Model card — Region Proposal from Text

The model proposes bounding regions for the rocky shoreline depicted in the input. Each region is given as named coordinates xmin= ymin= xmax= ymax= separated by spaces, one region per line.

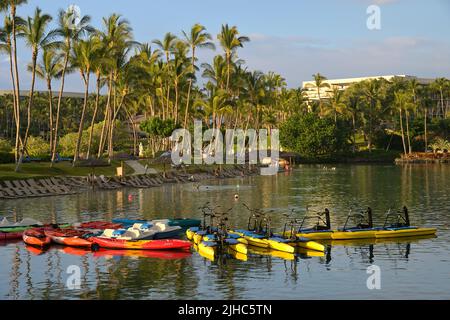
xmin=0 ymin=165 xmax=260 ymax=200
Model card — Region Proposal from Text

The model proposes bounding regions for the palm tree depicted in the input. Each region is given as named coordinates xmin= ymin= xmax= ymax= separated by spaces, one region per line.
xmin=217 ymin=24 xmax=249 ymax=92
xmin=96 ymin=14 xmax=134 ymax=160
xmin=0 ymin=16 xmax=19 ymax=157
xmin=394 ymin=91 xmax=414 ymax=156
xmin=86 ymin=36 xmax=106 ymax=159
xmin=71 ymin=37 xmax=100 ymax=166
xmin=311 ymin=73 xmax=330 ymax=116
xmin=17 ymin=7 xmax=55 ymax=171
xmin=51 ymin=8 xmax=92 ymax=166
xmin=431 ymin=78 xmax=449 ymax=117
xmin=182 ymin=23 xmax=215 ymax=129
xmin=328 ymin=87 xmax=346 ymax=123
xmin=361 ymin=78 xmax=386 ymax=151
xmin=0 ymin=0 xmax=28 ymax=163
xmin=153 ymin=32 xmax=177 ymax=117
xmin=31 ymin=48 xmax=63 ymax=153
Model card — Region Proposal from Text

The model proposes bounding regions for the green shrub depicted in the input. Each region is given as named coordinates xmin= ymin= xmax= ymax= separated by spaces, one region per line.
xmin=59 ymin=121 xmax=129 ymax=157
xmin=280 ymin=114 xmax=351 ymax=159
xmin=0 ymin=139 xmax=12 ymax=153
xmin=26 ymin=136 xmax=50 ymax=158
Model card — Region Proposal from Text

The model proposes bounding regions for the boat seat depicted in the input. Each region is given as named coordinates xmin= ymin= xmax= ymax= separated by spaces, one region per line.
xmin=133 ymin=223 xmax=153 ymax=230
xmin=155 ymin=222 xmax=167 ymax=231
xmin=124 ymin=229 xmax=140 ymax=238
xmin=102 ymin=229 xmax=116 ymax=238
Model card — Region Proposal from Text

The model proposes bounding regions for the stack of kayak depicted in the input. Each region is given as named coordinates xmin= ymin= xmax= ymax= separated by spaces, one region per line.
xmin=286 ymin=206 xmax=437 ymax=242
xmin=0 ymin=214 xmax=199 ymax=255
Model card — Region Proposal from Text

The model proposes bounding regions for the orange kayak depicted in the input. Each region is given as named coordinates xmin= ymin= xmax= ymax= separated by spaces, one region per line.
xmin=23 ymin=228 xmax=51 ymax=248
xmin=44 ymin=229 xmax=93 ymax=248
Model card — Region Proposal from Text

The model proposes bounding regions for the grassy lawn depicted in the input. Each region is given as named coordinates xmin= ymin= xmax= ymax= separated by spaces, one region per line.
xmin=0 ymin=161 xmax=134 ymax=181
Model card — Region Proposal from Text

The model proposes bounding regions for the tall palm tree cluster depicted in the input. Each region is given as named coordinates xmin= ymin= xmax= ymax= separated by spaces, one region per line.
xmin=0 ymin=2 xmax=297 ymax=170
xmin=0 ymin=2 xmax=449 ymax=170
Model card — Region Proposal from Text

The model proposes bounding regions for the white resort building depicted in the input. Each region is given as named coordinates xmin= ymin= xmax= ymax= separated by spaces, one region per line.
xmin=302 ymin=75 xmax=435 ymax=101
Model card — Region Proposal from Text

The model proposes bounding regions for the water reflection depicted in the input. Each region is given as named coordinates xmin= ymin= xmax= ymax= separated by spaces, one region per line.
xmin=0 ymin=165 xmax=449 ymax=299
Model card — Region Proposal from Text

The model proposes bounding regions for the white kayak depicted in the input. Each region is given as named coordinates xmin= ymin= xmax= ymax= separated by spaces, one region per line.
xmin=100 ymin=222 xmax=182 ymax=240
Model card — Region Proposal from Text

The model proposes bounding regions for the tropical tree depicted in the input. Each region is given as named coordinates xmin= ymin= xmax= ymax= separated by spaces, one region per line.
xmin=71 ymin=37 xmax=101 ymax=165
xmin=217 ymin=24 xmax=249 ymax=92
xmin=431 ymin=78 xmax=449 ymax=117
xmin=152 ymin=32 xmax=177 ymax=117
xmin=182 ymin=23 xmax=215 ymax=129
xmin=0 ymin=0 xmax=28 ymax=163
xmin=86 ymin=35 xmax=106 ymax=159
xmin=51 ymin=8 xmax=92 ymax=166
xmin=311 ymin=73 xmax=330 ymax=116
xmin=17 ymin=7 xmax=55 ymax=170
xmin=31 ymin=48 xmax=62 ymax=153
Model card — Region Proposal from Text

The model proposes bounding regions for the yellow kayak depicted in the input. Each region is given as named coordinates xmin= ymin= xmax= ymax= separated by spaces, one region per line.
xmin=193 ymin=233 xmax=204 ymax=244
xmin=331 ymin=230 xmax=378 ymax=240
xmin=375 ymin=227 xmax=436 ymax=239
xmin=294 ymin=239 xmax=325 ymax=252
xmin=266 ymin=239 xmax=295 ymax=253
xmin=244 ymin=236 xmax=270 ymax=248
xmin=203 ymin=235 xmax=248 ymax=245
xmin=293 ymin=231 xmax=334 ymax=240
xmin=186 ymin=229 xmax=196 ymax=240
xmin=226 ymin=247 xmax=248 ymax=261
xmin=198 ymin=241 xmax=215 ymax=257
xmin=247 ymin=245 xmax=295 ymax=260
xmin=228 ymin=243 xmax=248 ymax=255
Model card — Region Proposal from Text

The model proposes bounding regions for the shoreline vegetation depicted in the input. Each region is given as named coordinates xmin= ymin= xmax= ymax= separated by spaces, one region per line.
xmin=0 ymin=2 xmax=449 ymax=179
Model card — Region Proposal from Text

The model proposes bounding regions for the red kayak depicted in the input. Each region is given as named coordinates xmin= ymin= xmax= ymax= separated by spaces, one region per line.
xmin=93 ymin=249 xmax=192 ymax=260
xmin=23 ymin=228 xmax=51 ymax=248
xmin=90 ymin=237 xmax=192 ymax=251
xmin=44 ymin=228 xmax=93 ymax=248
xmin=75 ymin=221 xmax=123 ymax=230
xmin=1 ymin=231 xmax=23 ymax=241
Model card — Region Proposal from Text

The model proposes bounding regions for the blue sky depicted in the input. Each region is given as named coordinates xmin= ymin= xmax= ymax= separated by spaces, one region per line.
xmin=1 ymin=0 xmax=449 ymax=91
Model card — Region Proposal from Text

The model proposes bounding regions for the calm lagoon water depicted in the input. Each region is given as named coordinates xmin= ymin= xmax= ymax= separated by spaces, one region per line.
xmin=0 ymin=164 xmax=449 ymax=299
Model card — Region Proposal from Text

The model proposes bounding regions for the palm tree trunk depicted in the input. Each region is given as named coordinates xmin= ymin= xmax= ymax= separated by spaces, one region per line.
xmin=47 ymin=79 xmax=54 ymax=154
xmin=51 ymin=50 xmax=70 ymax=166
xmin=86 ymin=73 xmax=101 ymax=159
xmin=399 ymin=108 xmax=407 ymax=156
xmin=424 ymin=107 xmax=428 ymax=152
xmin=23 ymin=50 xmax=38 ymax=146
xmin=7 ymin=39 xmax=18 ymax=163
xmin=226 ymin=52 xmax=231 ymax=92
xmin=405 ymin=109 xmax=412 ymax=154
xmin=73 ymin=72 xmax=90 ymax=166
xmin=11 ymin=4 xmax=23 ymax=167
xmin=352 ymin=113 xmax=356 ymax=153
xmin=174 ymin=80 xmax=179 ymax=123
xmin=98 ymin=74 xmax=112 ymax=158
xmin=183 ymin=50 xmax=195 ymax=129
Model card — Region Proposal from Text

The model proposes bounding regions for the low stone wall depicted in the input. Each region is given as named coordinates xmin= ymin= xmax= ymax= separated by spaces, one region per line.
xmin=0 ymin=165 xmax=260 ymax=199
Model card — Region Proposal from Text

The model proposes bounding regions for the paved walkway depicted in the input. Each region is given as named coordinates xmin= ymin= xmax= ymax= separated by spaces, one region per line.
xmin=125 ymin=160 xmax=158 ymax=175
